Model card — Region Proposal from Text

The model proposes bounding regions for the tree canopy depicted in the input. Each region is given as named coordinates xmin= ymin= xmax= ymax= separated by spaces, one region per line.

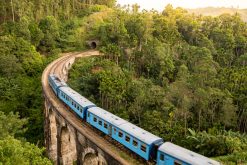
xmin=68 ymin=4 xmax=247 ymax=164
xmin=0 ymin=0 xmax=246 ymax=164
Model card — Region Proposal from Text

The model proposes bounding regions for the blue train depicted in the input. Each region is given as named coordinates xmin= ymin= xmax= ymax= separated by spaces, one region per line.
xmin=49 ymin=74 xmax=220 ymax=165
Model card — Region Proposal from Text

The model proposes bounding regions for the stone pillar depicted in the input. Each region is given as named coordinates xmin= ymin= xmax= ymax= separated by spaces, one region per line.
xmin=48 ymin=108 xmax=58 ymax=163
xmin=59 ymin=125 xmax=77 ymax=165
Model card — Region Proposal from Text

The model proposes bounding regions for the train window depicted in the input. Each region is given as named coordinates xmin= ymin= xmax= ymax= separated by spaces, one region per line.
xmin=118 ymin=132 xmax=123 ymax=138
xmin=93 ymin=117 xmax=97 ymax=122
xmin=125 ymin=135 xmax=130 ymax=143
xmin=174 ymin=161 xmax=182 ymax=165
xmin=141 ymin=144 xmax=146 ymax=152
xmin=99 ymin=120 xmax=102 ymax=126
xmin=72 ymin=101 xmax=74 ymax=105
xmin=74 ymin=103 xmax=76 ymax=108
xmin=160 ymin=154 xmax=164 ymax=161
xmin=113 ymin=128 xmax=117 ymax=134
xmin=133 ymin=139 xmax=138 ymax=147
xmin=104 ymin=123 xmax=108 ymax=129
xmin=88 ymin=113 xmax=90 ymax=117
xmin=80 ymin=108 xmax=83 ymax=113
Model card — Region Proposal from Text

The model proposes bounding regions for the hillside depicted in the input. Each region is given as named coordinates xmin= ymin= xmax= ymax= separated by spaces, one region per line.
xmin=0 ymin=1 xmax=246 ymax=164
xmin=187 ymin=7 xmax=247 ymax=21
xmin=68 ymin=4 xmax=247 ymax=164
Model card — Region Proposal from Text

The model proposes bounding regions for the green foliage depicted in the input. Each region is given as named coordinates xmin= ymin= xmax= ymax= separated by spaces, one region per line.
xmin=0 ymin=0 xmax=246 ymax=163
xmin=29 ymin=22 xmax=44 ymax=47
xmin=0 ymin=112 xmax=52 ymax=164
xmin=0 ymin=111 xmax=27 ymax=139
xmin=186 ymin=129 xmax=247 ymax=164
xmin=91 ymin=0 xmax=116 ymax=8
xmin=14 ymin=38 xmax=43 ymax=75
xmin=0 ymin=1 xmax=119 ymax=163
xmin=0 ymin=136 xmax=52 ymax=165
xmin=38 ymin=16 xmax=60 ymax=53
xmin=68 ymin=4 xmax=247 ymax=162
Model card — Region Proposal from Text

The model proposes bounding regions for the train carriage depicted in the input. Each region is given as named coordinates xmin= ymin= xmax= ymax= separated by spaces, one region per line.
xmin=87 ymin=107 xmax=163 ymax=161
xmin=58 ymin=86 xmax=96 ymax=119
xmin=86 ymin=107 xmax=126 ymax=135
xmin=48 ymin=74 xmax=220 ymax=165
xmin=157 ymin=142 xmax=220 ymax=165
xmin=113 ymin=122 xmax=163 ymax=161
xmin=48 ymin=74 xmax=67 ymax=95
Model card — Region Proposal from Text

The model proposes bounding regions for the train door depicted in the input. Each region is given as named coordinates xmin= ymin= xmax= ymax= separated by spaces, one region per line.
xmin=109 ymin=125 xmax=112 ymax=136
xmin=152 ymin=141 xmax=163 ymax=161
xmin=152 ymin=144 xmax=159 ymax=160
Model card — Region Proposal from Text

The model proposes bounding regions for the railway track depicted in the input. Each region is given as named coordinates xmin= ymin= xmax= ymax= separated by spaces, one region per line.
xmin=42 ymin=50 xmax=142 ymax=165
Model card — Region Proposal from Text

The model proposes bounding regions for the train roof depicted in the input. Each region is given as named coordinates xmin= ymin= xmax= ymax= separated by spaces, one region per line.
xmin=49 ymin=74 xmax=67 ymax=86
xmin=158 ymin=142 xmax=220 ymax=165
xmin=60 ymin=86 xmax=95 ymax=108
xmin=88 ymin=107 xmax=163 ymax=145
xmin=118 ymin=122 xmax=162 ymax=145
xmin=88 ymin=107 xmax=127 ymax=126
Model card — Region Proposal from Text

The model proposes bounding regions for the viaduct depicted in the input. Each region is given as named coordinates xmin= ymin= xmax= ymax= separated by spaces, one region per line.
xmin=41 ymin=50 xmax=139 ymax=165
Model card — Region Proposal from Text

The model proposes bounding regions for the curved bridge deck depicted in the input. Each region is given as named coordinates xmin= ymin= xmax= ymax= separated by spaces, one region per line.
xmin=42 ymin=51 xmax=141 ymax=165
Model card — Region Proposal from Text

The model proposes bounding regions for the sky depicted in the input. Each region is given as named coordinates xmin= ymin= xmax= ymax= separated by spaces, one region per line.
xmin=117 ymin=0 xmax=247 ymax=11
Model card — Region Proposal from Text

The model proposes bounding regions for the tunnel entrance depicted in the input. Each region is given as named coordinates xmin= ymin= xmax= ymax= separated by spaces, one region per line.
xmin=90 ymin=42 xmax=97 ymax=49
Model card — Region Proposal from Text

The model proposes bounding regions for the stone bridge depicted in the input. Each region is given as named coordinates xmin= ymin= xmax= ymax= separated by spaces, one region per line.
xmin=41 ymin=51 xmax=137 ymax=165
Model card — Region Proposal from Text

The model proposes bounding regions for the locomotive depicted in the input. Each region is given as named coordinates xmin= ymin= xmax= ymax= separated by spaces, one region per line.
xmin=49 ymin=74 xmax=220 ymax=165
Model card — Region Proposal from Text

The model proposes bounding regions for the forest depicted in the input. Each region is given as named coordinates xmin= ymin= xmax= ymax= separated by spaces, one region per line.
xmin=0 ymin=0 xmax=246 ymax=164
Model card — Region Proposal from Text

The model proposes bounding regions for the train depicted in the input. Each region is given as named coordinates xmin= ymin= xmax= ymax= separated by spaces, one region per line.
xmin=49 ymin=74 xmax=220 ymax=165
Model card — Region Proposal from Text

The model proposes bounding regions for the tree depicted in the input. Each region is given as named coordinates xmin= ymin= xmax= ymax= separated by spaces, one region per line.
xmin=0 ymin=111 xmax=27 ymax=139
xmin=38 ymin=16 xmax=60 ymax=53
xmin=125 ymin=11 xmax=153 ymax=51
xmin=142 ymin=111 xmax=166 ymax=137
xmin=29 ymin=22 xmax=44 ymax=47
xmin=0 ymin=136 xmax=52 ymax=165
xmin=152 ymin=14 xmax=180 ymax=45
xmin=166 ymin=65 xmax=192 ymax=135
xmin=186 ymin=129 xmax=247 ymax=162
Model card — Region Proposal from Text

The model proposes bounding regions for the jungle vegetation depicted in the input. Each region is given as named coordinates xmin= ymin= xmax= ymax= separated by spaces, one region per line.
xmin=68 ymin=3 xmax=247 ymax=165
xmin=0 ymin=0 xmax=114 ymax=163
xmin=0 ymin=0 xmax=246 ymax=164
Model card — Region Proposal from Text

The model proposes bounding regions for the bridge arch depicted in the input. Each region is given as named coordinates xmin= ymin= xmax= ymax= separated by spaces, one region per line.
xmin=82 ymin=147 xmax=107 ymax=165
xmin=83 ymin=153 xmax=98 ymax=164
